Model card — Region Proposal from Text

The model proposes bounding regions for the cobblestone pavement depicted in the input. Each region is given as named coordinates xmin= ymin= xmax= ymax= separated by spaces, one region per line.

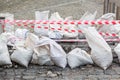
xmin=0 ymin=60 xmax=120 ymax=80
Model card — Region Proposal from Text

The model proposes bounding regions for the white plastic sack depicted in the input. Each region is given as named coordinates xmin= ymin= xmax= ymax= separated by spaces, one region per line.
xmin=97 ymin=13 xmax=116 ymax=33
xmin=50 ymin=40 xmax=67 ymax=68
xmin=37 ymin=37 xmax=67 ymax=68
xmin=7 ymin=34 xmax=24 ymax=47
xmin=11 ymin=47 xmax=33 ymax=67
xmin=78 ymin=11 xmax=97 ymax=39
xmin=15 ymin=28 xmax=29 ymax=40
xmin=49 ymin=12 xmax=63 ymax=39
xmin=81 ymin=27 xmax=112 ymax=70
xmin=0 ymin=41 xmax=12 ymax=65
xmin=0 ymin=32 xmax=14 ymax=44
xmin=98 ymin=24 xmax=120 ymax=38
xmin=80 ymin=11 xmax=97 ymax=20
xmin=48 ymin=31 xmax=63 ymax=39
xmin=34 ymin=11 xmax=49 ymax=36
xmin=67 ymin=48 xmax=93 ymax=69
xmin=49 ymin=12 xmax=63 ymax=29
xmin=31 ymin=45 xmax=54 ymax=65
xmin=65 ymin=16 xmax=73 ymax=20
xmin=25 ymin=33 xmax=53 ymax=65
xmin=25 ymin=33 xmax=40 ymax=49
xmin=62 ymin=24 xmax=78 ymax=38
xmin=114 ymin=44 xmax=120 ymax=63
xmin=98 ymin=13 xmax=115 ymax=20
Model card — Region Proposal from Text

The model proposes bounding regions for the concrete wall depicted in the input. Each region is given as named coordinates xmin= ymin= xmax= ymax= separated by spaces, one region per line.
xmin=0 ymin=0 xmax=104 ymax=19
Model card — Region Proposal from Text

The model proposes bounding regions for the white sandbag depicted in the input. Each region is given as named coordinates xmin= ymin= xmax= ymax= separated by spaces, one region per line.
xmin=14 ymin=40 xmax=25 ymax=49
xmin=81 ymin=27 xmax=112 ymax=70
xmin=62 ymin=24 xmax=78 ymax=38
xmin=31 ymin=45 xmax=54 ymax=65
xmin=11 ymin=47 xmax=33 ymax=67
xmin=65 ymin=16 xmax=73 ymax=20
xmin=15 ymin=28 xmax=29 ymax=40
xmin=67 ymin=48 xmax=93 ymax=69
xmin=7 ymin=34 xmax=24 ymax=47
xmin=49 ymin=12 xmax=63 ymax=39
xmin=50 ymin=12 xmax=63 ymax=21
xmin=35 ymin=11 xmax=49 ymax=20
xmin=0 ymin=32 xmax=14 ymax=44
xmin=34 ymin=11 xmax=49 ymax=36
xmin=0 ymin=41 xmax=12 ymax=65
xmin=62 ymin=15 xmax=78 ymax=38
xmin=50 ymin=40 xmax=67 ymax=68
xmin=37 ymin=37 xmax=67 ymax=68
xmin=25 ymin=33 xmax=53 ymax=65
xmin=25 ymin=33 xmax=40 ymax=49
xmin=97 ymin=13 xmax=116 ymax=33
xmin=48 ymin=31 xmax=63 ymax=39
xmin=98 ymin=13 xmax=115 ymax=20
xmin=78 ymin=11 xmax=97 ymax=39
xmin=80 ymin=11 xmax=97 ymax=20
xmin=114 ymin=44 xmax=120 ymax=63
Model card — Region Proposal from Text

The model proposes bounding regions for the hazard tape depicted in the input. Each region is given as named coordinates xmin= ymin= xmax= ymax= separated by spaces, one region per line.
xmin=0 ymin=20 xmax=119 ymax=40
xmin=1 ymin=20 xmax=120 ymax=25
xmin=28 ymin=26 xmax=118 ymax=37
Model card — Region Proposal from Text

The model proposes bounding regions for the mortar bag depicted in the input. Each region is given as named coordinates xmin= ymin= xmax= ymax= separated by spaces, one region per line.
xmin=37 ymin=37 xmax=67 ymax=68
xmin=15 ymin=28 xmax=29 ymax=40
xmin=34 ymin=11 xmax=49 ymax=36
xmin=0 ymin=41 xmax=12 ymax=65
xmin=31 ymin=45 xmax=54 ymax=65
xmin=114 ymin=44 xmax=120 ymax=63
xmin=67 ymin=48 xmax=93 ymax=69
xmin=81 ymin=27 xmax=112 ymax=70
xmin=25 ymin=33 xmax=40 ymax=49
xmin=11 ymin=47 xmax=33 ymax=67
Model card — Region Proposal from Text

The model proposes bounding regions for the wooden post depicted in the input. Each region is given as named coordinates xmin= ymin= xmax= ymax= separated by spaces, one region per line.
xmin=116 ymin=7 xmax=120 ymax=20
xmin=104 ymin=0 xmax=120 ymax=19
xmin=104 ymin=0 xmax=109 ymax=14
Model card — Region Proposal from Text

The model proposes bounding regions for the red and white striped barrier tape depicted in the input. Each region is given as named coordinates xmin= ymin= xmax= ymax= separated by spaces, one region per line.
xmin=28 ymin=26 xmax=118 ymax=37
xmin=0 ymin=20 xmax=119 ymax=37
xmin=1 ymin=20 xmax=120 ymax=25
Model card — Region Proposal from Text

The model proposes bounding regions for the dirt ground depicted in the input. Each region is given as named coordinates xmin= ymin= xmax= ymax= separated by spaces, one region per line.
xmin=1 ymin=60 xmax=120 ymax=80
